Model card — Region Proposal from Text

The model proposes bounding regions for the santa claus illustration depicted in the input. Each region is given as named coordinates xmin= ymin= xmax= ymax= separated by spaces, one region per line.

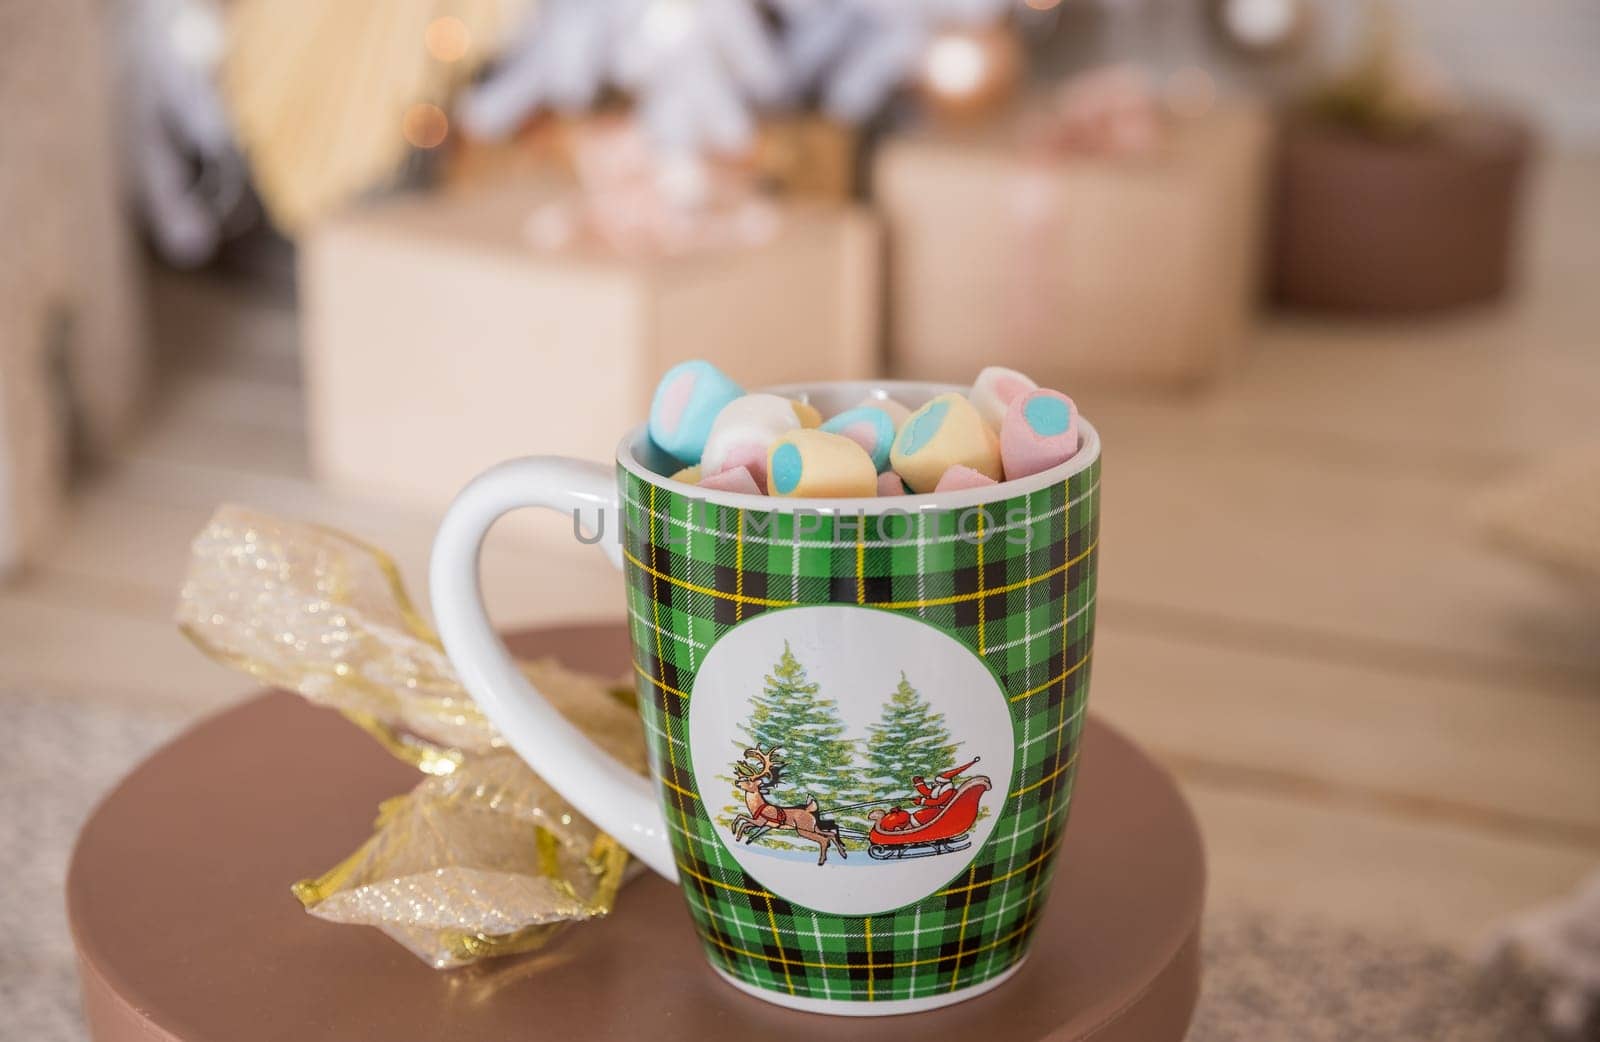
xmin=875 ymin=757 xmax=982 ymax=832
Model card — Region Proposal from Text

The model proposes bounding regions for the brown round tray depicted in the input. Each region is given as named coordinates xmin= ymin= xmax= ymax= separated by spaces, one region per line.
xmin=69 ymin=624 xmax=1205 ymax=1041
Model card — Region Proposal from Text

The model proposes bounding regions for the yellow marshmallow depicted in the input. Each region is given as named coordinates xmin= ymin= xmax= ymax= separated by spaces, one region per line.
xmin=767 ymin=430 xmax=879 ymax=498
xmin=670 ymin=464 xmax=702 ymax=484
xmin=790 ymin=400 xmax=824 ymax=428
xmin=890 ymin=393 xmax=1003 ymax=493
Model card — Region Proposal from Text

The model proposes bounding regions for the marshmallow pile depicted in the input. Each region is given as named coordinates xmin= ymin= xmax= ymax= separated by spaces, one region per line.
xmin=647 ymin=361 xmax=1081 ymax=498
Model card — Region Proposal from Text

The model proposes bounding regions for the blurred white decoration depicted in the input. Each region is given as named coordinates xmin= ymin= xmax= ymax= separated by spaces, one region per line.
xmin=610 ymin=0 xmax=787 ymax=153
xmin=462 ymin=0 xmax=786 ymax=155
xmin=1482 ymin=871 xmax=1600 ymax=1040
xmin=457 ymin=0 xmax=620 ymax=138
xmin=772 ymin=0 xmax=1016 ymax=123
xmin=116 ymin=0 xmax=249 ymax=267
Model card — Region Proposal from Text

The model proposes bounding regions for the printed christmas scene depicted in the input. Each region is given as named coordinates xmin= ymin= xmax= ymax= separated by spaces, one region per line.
xmin=719 ymin=642 xmax=992 ymax=866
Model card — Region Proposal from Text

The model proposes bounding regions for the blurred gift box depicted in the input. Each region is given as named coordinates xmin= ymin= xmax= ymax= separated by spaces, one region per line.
xmin=301 ymin=183 xmax=880 ymax=511
xmin=877 ymin=103 xmax=1270 ymax=389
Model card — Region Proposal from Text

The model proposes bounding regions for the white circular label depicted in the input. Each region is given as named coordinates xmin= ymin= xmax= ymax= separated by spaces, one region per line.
xmin=689 ymin=607 xmax=1015 ymax=915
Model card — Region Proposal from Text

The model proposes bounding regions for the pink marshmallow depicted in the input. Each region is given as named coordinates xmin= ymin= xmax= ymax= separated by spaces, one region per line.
xmin=1001 ymin=389 xmax=1080 ymax=480
xmin=715 ymin=442 xmax=770 ymax=490
xmin=836 ymin=421 xmax=879 ymax=455
xmin=656 ymin=370 xmax=695 ymax=435
xmin=934 ymin=465 xmax=999 ymax=492
xmin=877 ymin=471 xmax=907 ymax=496
xmin=698 ymin=466 xmax=762 ymax=495
xmin=996 ymin=376 xmax=1031 ymax=407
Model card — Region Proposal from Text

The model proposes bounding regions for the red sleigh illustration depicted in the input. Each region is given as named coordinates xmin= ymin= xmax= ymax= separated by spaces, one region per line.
xmin=862 ymin=757 xmax=990 ymax=861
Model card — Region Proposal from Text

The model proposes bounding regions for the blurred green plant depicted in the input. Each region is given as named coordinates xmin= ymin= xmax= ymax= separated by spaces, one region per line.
xmin=1302 ymin=0 xmax=1447 ymax=140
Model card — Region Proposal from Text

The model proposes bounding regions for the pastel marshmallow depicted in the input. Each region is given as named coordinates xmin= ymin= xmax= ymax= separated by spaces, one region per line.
xmin=790 ymin=400 xmax=824 ymax=428
xmin=820 ymin=406 xmax=897 ymax=472
xmin=889 ymin=393 xmax=1003 ymax=493
xmin=702 ymin=394 xmax=801 ymax=489
xmin=877 ymin=471 xmax=908 ymax=496
xmin=648 ymin=360 xmax=744 ymax=464
xmin=670 ymin=464 xmax=702 ymax=484
xmin=1000 ymin=389 xmax=1080 ymax=480
xmin=698 ymin=465 xmax=762 ymax=495
xmin=934 ymin=465 xmax=999 ymax=492
xmin=767 ymin=430 xmax=879 ymax=498
xmin=970 ymin=366 xmax=1038 ymax=431
xmin=855 ymin=394 xmax=911 ymax=428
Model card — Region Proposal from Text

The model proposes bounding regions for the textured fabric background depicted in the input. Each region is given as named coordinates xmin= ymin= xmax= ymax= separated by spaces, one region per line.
xmin=1 ymin=692 xmax=188 ymax=1041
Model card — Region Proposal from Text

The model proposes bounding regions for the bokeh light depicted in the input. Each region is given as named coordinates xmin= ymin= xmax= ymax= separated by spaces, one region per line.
xmin=1224 ymin=0 xmax=1297 ymax=48
xmin=402 ymin=103 xmax=450 ymax=149
xmin=424 ymin=15 xmax=471 ymax=62
xmin=923 ymin=33 xmax=988 ymax=99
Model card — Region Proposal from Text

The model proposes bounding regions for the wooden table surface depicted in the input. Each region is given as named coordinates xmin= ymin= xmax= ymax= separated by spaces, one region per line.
xmin=69 ymin=627 xmax=1203 ymax=1041
xmin=10 ymin=155 xmax=1600 ymax=951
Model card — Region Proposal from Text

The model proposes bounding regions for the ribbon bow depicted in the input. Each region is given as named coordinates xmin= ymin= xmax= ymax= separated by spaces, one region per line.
xmin=177 ymin=504 xmax=643 ymax=967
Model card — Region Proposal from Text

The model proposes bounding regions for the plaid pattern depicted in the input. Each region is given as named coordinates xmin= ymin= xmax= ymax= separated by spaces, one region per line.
xmin=620 ymin=458 xmax=1101 ymax=1003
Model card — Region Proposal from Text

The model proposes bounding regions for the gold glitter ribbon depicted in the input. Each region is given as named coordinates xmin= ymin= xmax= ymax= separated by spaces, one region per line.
xmin=177 ymin=504 xmax=643 ymax=968
xmin=222 ymin=0 xmax=531 ymax=231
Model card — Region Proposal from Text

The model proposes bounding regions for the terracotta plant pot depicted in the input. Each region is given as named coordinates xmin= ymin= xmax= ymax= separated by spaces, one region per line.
xmin=1272 ymin=110 xmax=1532 ymax=315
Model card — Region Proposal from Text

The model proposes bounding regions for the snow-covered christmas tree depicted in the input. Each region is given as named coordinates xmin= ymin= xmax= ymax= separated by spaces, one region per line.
xmin=716 ymin=642 xmax=864 ymax=851
xmin=773 ymin=0 xmax=1018 ymax=123
xmin=736 ymin=642 xmax=859 ymax=807
xmin=864 ymin=671 xmax=959 ymax=794
xmin=461 ymin=0 xmax=787 ymax=153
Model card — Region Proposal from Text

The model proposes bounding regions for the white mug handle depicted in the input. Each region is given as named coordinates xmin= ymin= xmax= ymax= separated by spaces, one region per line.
xmin=429 ymin=457 xmax=677 ymax=880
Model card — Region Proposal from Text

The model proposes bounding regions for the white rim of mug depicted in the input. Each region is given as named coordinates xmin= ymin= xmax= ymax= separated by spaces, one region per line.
xmin=616 ymin=380 xmax=1102 ymax=514
xmin=708 ymin=955 xmax=1029 ymax=1016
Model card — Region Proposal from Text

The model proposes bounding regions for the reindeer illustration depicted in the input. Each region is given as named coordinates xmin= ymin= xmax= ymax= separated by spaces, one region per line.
xmin=729 ymin=746 xmax=848 ymax=866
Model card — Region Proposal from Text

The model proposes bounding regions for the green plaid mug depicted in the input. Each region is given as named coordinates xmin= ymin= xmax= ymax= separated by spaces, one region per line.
xmin=431 ymin=381 xmax=1101 ymax=1015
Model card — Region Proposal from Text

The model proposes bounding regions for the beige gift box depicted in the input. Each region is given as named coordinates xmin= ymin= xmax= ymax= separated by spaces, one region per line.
xmin=876 ymin=105 xmax=1270 ymax=387
xmin=301 ymin=185 xmax=881 ymax=510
